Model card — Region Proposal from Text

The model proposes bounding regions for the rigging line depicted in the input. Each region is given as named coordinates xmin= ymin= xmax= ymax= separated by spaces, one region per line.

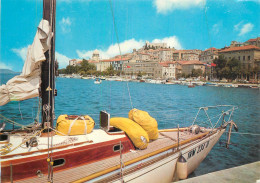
xmin=203 ymin=0 xmax=212 ymax=50
xmin=18 ymin=101 xmax=24 ymax=121
xmin=224 ymin=131 xmax=260 ymax=136
xmin=127 ymin=82 xmax=133 ymax=109
xmin=109 ymin=0 xmax=122 ymax=57
xmin=0 ymin=114 xmax=27 ymax=128
xmin=109 ymin=0 xmax=133 ymax=110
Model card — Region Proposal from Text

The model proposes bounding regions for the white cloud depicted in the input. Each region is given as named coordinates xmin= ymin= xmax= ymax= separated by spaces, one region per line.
xmin=56 ymin=52 xmax=71 ymax=69
xmin=11 ymin=46 xmax=70 ymax=69
xmin=154 ymin=0 xmax=205 ymax=14
xmin=234 ymin=22 xmax=254 ymax=36
xmin=0 ymin=62 xmax=12 ymax=70
xmin=234 ymin=21 xmax=243 ymax=31
xmin=12 ymin=46 xmax=28 ymax=61
xmin=60 ymin=17 xmax=72 ymax=33
xmin=239 ymin=23 xmax=254 ymax=36
xmin=77 ymin=38 xmax=145 ymax=59
xmin=152 ymin=36 xmax=182 ymax=49
xmin=212 ymin=22 xmax=223 ymax=35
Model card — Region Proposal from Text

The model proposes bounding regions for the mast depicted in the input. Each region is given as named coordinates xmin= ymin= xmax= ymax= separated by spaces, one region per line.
xmin=41 ymin=0 xmax=56 ymax=129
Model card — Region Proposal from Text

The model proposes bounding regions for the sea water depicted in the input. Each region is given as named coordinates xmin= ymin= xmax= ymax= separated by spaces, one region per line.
xmin=0 ymin=74 xmax=259 ymax=177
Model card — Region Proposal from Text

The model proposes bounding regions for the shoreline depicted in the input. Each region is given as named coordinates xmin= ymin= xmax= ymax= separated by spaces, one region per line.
xmin=58 ymin=74 xmax=260 ymax=89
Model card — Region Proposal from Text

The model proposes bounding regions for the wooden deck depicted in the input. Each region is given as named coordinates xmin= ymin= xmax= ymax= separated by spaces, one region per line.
xmin=16 ymin=130 xmax=204 ymax=183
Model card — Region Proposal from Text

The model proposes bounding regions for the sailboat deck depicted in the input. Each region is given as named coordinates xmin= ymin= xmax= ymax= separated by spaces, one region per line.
xmin=16 ymin=130 xmax=204 ymax=183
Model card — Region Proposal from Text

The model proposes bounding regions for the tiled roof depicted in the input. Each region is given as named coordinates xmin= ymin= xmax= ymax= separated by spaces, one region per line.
xmin=247 ymin=37 xmax=259 ymax=42
xmin=88 ymin=60 xmax=99 ymax=63
xmin=177 ymin=60 xmax=204 ymax=65
xmin=205 ymin=47 xmax=218 ymax=51
xmin=101 ymin=57 xmax=131 ymax=62
xmin=159 ymin=63 xmax=169 ymax=67
xmin=218 ymin=45 xmax=260 ymax=53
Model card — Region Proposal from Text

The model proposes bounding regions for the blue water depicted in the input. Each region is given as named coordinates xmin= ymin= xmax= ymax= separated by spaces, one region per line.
xmin=1 ymin=74 xmax=260 ymax=177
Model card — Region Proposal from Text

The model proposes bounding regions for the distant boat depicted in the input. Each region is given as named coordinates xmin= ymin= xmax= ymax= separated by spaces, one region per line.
xmin=188 ymin=81 xmax=195 ymax=88
xmin=94 ymin=78 xmax=102 ymax=84
xmin=71 ymin=74 xmax=81 ymax=79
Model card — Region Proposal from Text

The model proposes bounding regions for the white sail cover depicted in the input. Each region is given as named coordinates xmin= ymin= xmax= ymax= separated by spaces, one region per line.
xmin=0 ymin=20 xmax=52 ymax=106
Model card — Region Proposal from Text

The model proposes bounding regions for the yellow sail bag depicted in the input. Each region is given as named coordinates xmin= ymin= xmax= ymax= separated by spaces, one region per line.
xmin=110 ymin=117 xmax=149 ymax=150
xmin=129 ymin=109 xmax=158 ymax=140
xmin=56 ymin=115 xmax=95 ymax=136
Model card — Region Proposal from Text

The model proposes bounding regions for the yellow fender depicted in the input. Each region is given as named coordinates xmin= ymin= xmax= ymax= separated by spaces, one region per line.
xmin=129 ymin=109 xmax=158 ymax=140
xmin=110 ymin=117 xmax=149 ymax=150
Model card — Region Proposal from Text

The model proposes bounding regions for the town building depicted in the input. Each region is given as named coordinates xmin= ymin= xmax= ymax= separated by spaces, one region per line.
xmin=244 ymin=37 xmax=260 ymax=47
xmin=144 ymin=41 xmax=168 ymax=50
xmin=158 ymin=49 xmax=175 ymax=62
xmin=178 ymin=60 xmax=205 ymax=76
xmin=218 ymin=45 xmax=260 ymax=80
xmin=173 ymin=50 xmax=202 ymax=61
xmin=154 ymin=62 xmax=182 ymax=79
xmin=69 ymin=59 xmax=82 ymax=66
xmin=199 ymin=47 xmax=219 ymax=64
xmin=230 ymin=41 xmax=244 ymax=48
xmin=122 ymin=60 xmax=158 ymax=78
xmin=92 ymin=49 xmax=100 ymax=61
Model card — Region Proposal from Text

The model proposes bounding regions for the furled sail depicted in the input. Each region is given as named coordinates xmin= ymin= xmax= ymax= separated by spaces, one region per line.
xmin=0 ymin=20 xmax=52 ymax=106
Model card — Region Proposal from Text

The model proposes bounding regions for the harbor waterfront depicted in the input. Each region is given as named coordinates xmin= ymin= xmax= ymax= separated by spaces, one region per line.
xmin=0 ymin=74 xmax=259 ymax=178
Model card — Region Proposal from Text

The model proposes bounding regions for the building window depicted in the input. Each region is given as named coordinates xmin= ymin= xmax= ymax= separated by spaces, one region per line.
xmin=248 ymin=56 xmax=250 ymax=60
xmin=238 ymin=56 xmax=240 ymax=60
xmin=243 ymin=56 xmax=245 ymax=61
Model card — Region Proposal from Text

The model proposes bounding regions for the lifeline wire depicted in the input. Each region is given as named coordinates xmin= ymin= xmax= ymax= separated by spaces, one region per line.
xmin=224 ymin=131 xmax=260 ymax=136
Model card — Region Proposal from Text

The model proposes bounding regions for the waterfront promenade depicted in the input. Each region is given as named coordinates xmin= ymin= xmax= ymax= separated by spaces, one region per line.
xmin=176 ymin=161 xmax=260 ymax=183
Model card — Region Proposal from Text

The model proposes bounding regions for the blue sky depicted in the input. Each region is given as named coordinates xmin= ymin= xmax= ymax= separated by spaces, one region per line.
xmin=0 ymin=0 xmax=259 ymax=71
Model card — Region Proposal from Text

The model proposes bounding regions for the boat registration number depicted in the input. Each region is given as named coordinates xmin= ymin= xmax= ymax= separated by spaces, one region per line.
xmin=187 ymin=141 xmax=209 ymax=159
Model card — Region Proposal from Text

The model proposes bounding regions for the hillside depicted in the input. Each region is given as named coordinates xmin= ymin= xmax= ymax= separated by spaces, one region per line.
xmin=0 ymin=69 xmax=19 ymax=74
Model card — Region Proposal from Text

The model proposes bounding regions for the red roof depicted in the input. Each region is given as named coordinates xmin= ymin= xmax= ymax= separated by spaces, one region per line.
xmin=177 ymin=60 xmax=204 ymax=65
xmin=218 ymin=45 xmax=260 ymax=53
xmin=139 ymin=53 xmax=150 ymax=55
xmin=159 ymin=63 xmax=169 ymax=67
xmin=205 ymin=47 xmax=218 ymax=51
xmin=159 ymin=61 xmax=180 ymax=67
xmin=247 ymin=37 xmax=259 ymax=42
xmin=101 ymin=57 xmax=130 ymax=62
xmin=88 ymin=60 xmax=99 ymax=63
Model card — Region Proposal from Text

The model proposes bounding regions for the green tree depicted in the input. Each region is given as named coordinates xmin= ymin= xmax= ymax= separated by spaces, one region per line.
xmin=225 ymin=58 xmax=241 ymax=80
xmin=191 ymin=69 xmax=203 ymax=77
xmin=58 ymin=68 xmax=66 ymax=74
xmin=213 ymin=55 xmax=227 ymax=80
xmin=105 ymin=65 xmax=115 ymax=76
xmin=65 ymin=65 xmax=80 ymax=74
xmin=79 ymin=59 xmax=96 ymax=73
xmin=137 ymin=71 xmax=142 ymax=77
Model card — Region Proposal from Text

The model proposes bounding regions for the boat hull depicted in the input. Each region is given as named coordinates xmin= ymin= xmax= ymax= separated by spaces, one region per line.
xmin=90 ymin=129 xmax=225 ymax=183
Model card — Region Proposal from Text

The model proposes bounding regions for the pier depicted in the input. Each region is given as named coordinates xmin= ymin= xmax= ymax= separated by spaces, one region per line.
xmin=177 ymin=161 xmax=260 ymax=183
